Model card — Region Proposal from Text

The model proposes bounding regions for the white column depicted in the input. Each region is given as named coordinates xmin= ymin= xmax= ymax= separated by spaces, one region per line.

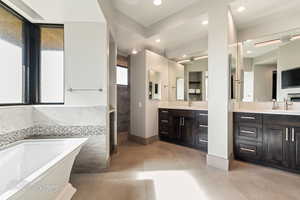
xmin=207 ymin=0 xmax=235 ymax=170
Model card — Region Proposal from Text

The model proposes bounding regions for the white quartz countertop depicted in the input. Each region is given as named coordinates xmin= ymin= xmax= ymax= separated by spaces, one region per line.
xmin=234 ymin=109 xmax=300 ymax=116
xmin=159 ymin=105 xmax=208 ymax=111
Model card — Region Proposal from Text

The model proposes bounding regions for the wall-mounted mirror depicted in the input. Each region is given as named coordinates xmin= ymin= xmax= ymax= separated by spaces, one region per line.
xmin=234 ymin=28 xmax=300 ymax=102
xmin=148 ymin=70 xmax=161 ymax=100
xmin=168 ymin=58 xmax=208 ymax=102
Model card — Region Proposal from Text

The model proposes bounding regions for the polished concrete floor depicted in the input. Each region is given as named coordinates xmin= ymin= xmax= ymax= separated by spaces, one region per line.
xmin=71 ymin=141 xmax=300 ymax=200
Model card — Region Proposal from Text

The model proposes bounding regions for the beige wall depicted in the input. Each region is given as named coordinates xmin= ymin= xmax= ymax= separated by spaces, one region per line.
xmin=254 ymin=64 xmax=277 ymax=102
xmin=168 ymin=60 xmax=184 ymax=101
xmin=130 ymin=51 xmax=146 ymax=138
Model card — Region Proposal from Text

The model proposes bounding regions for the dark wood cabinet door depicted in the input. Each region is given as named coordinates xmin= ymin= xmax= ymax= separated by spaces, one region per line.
xmin=290 ymin=128 xmax=300 ymax=170
xmin=170 ymin=115 xmax=181 ymax=140
xmin=263 ymin=125 xmax=289 ymax=168
xmin=180 ymin=116 xmax=194 ymax=146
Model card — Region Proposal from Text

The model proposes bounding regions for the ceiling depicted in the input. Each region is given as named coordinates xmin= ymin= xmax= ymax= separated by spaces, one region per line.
xmin=2 ymin=0 xmax=106 ymax=23
xmin=105 ymin=0 xmax=300 ymax=61
xmin=112 ymin=0 xmax=199 ymax=27
xmin=243 ymin=28 xmax=300 ymax=65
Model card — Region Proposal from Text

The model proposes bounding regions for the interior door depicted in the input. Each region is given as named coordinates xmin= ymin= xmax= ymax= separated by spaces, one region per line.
xmin=263 ymin=124 xmax=289 ymax=168
xmin=290 ymin=128 xmax=300 ymax=170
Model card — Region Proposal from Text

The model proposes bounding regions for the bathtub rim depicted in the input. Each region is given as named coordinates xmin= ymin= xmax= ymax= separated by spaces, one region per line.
xmin=0 ymin=137 xmax=89 ymax=200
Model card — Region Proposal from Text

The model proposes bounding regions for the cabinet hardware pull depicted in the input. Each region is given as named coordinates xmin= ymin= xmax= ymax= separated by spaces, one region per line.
xmin=292 ymin=128 xmax=295 ymax=142
xmin=199 ymin=125 xmax=208 ymax=128
xmin=199 ymin=113 xmax=208 ymax=116
xmin=241 ymin=130 xmax=255 ymax=134
xmin=240 ymin=148 xmax=255 ymax=153
xmin=180 ymin=117 xmax=183 ymax=126
xmin=161 ymin=111 xmax=168 ymax=113
xmin=161 ymin=120 xmax=168 ymax=123
xmin=241 ymin=116 xmax=255 ymax=120
xmin=182 ymin=117 xmax=185 ymax=126
xmin=199 ymin=139 xmax=208 ymax=143
xmin=286 ymin=128 xmax=289 ymax=141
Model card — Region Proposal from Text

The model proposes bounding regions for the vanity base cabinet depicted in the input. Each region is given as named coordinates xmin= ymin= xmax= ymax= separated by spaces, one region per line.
xmin=234 ymin=113 xmax=300 ymax=174
xmin=158 ymin=109 xmax=208 ymax=152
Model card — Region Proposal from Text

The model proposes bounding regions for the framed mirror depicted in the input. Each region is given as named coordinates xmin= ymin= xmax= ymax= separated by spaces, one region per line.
xmin=234 ymin=28 xmax=300 ymax=102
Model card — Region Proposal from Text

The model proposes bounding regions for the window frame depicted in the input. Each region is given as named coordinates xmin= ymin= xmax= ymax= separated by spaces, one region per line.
xmin=38 ymin=24 xmax=65 ymax=105
xmin=0 ymin=1 xmax=64 ymax=106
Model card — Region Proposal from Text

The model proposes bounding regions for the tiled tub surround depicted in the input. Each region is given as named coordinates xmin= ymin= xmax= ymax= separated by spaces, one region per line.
xmin=0 ymin=106 xmax=109 ymax=173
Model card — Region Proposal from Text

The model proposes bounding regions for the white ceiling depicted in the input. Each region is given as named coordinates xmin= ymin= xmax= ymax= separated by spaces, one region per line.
xmin=106 ymin=0 xmax=300 ymax=60
xmin=231 ymin=0 xmax=300 ymax=30
xmin=112 ymin=0 xmax=199 ymax=27
xmin=2 ymin=0 xmax=106 ymax=23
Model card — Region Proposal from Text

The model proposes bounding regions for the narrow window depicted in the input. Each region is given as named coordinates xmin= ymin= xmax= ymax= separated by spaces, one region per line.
xmin=40 ymin=26 xmax=64 ymax=103
xmin=116 ymin=66 xmax=128 ymax=86
xmin=0 ymin=6 xmax=24 ymax=104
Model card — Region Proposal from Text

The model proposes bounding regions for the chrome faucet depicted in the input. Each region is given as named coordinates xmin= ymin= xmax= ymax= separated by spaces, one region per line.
xmin=284 ymin=98 xmax=293 ymax=111
xmin=272 ymin=99 xmax=279 ymax=110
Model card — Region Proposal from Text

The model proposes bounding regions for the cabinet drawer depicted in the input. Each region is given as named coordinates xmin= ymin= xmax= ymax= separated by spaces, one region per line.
xmin=159 ymin=119 xmax=169 ymax=131
xmin=235 ymin=112 xmax=262 ymax=124
xmin=196 ymin=111 xmax=208 ymax=125
xmin=171 ymin=109 xmax=194 ymax=118
xmin=235 ymin=140 xmax=263 ymax=161
xmin=264 ymin=114 xmax=300 ymax=127
xmin=194 ymin=135 xmax=208 ymax=152
xmin=159 ymin=109 xmax=169 ymax=120
xmin=235 ymin=123 xmax=262 ymax=142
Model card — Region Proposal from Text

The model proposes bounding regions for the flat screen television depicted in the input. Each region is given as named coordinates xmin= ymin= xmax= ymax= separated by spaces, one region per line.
xmin=282 ymin=67 xmax=300 ymax=89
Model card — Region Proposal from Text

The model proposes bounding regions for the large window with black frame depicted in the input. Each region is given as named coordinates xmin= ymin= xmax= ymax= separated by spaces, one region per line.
xmin=0 ymin=2 xmax=64 ymax=105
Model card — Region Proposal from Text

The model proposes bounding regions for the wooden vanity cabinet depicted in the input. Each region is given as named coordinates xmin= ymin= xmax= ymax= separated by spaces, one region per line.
xmin=158 ymin=109 xmax=208 ymax=152
xmin=234 ymin=113 xmax=300 ymax=174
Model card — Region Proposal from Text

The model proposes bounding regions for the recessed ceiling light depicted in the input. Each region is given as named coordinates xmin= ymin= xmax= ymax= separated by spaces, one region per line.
xmin=202 ymin=20 xmax=208 ymax=25
xmin=132 ymin=49 xmax=138 ymax=54
xmin=153 ymin=0 xmax=162 ymax=6
xmin=237 ymin=6 xmax=246 ymax=13
xmin=182 ymin=54 xmax=187 ymax=58
xmin=155 ymin=39 xmax=161 ymax=43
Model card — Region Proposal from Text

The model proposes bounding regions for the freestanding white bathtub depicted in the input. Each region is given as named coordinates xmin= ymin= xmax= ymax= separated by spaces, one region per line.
xmin=0 ymin=138 xmax=88 ymax=200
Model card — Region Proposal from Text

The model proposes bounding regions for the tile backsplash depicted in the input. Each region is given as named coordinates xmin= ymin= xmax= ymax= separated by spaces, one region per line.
xmin=0 ymin=106 xmax=33 ymax=135
xmin=0 ymin=105 xmax=109 ymax=173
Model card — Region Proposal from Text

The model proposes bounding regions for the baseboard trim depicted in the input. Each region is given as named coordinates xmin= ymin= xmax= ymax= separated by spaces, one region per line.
xmin=129 ymin=134 xmax=158 ymax=145
xmin=207 ymin=154 xmax=233 ymax=171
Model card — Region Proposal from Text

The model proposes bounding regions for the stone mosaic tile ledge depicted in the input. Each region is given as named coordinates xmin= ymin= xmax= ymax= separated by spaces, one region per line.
xmin=0 ymin=125 xmax=106 ymax=150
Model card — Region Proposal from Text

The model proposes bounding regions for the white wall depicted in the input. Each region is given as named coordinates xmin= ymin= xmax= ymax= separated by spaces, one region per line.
xmin=130 ymin=50 xmax=169 ymax=139
xmin=207 ymin=1 xmax=236 ymax=170
xmin=277 ymin=40 xmax=300 ymax=101
xmin=145 ymin=50 xmax=169 ymax=138
xmin=130 ymin=51 xmax=146 ymax=138
xmin=64 ymin=22 xmax=109 ymax=106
